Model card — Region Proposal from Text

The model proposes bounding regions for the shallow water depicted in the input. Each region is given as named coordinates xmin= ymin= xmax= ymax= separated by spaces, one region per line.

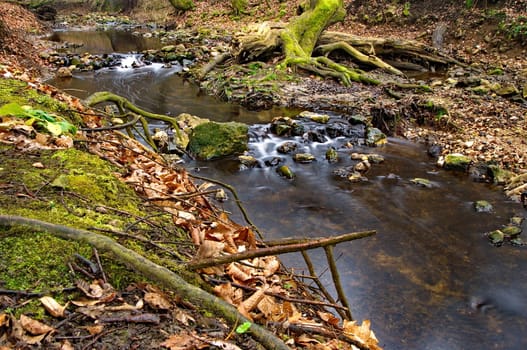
xmin=47 ymin=31 xmax=527 ymax=350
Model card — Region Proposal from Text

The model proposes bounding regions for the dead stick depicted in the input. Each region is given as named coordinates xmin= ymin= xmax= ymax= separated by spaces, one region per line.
xmin=93 ymin=248 xmax=107 ymax=284
xmin=186 ymin=230 xmax=376 ymax=270
xmin=301 ymin=250 xmax=347 ymax=319
xmin=324 ymin=245 xmax=352 ymax=320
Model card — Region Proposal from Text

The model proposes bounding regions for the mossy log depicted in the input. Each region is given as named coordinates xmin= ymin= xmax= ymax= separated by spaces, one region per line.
xmin=0 ymin=215 xmax=290 ymax=350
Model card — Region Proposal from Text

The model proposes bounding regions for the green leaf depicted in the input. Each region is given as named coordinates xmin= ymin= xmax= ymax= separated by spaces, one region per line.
xmin=0 ymin=102 xmax=28 ymax=117
xmin=46 ymin=121 xmax=63 ymax=136
xmin=57 ymin=121 xmax=77 ymax=135
xmin=235 ymin=321 xmax=251 ymax=334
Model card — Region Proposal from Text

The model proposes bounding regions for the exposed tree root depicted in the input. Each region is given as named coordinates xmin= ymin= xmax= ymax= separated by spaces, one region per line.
xmin=85 ymin=91 xmax=184 ymax=150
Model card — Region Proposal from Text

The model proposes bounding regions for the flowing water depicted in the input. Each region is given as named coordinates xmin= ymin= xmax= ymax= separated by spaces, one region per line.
xmin=47 ymin=31 xmax=527 ymax=350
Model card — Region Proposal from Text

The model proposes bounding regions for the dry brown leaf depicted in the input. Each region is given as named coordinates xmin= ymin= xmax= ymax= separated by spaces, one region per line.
xmin=39 ymin=296 xmax=67 ymax=318
xmin=59 ymin=340 xmax=75 ymax=350
xmin=84 ymin=324 xmax=104 ymax=335
xmin=317 ymin=311 xmax=340 ymax=327
xmin=160 ymin=332 xmax=198 ymax=350
xmin=234 ymin=227 xmax=257 ymax=250
xmin=213 ymin=282 xmax=236 ymax=304
xmin=70 ymin=298 xmax=100 ymax=307
xmin=0 ymin=313 xmax=9 ymax=327
xmin=173 ymin=310 xmax=195 ymax=326
xmin=343 ymin=319 xmax=382 ymax=350
xmin=144 ymin=292 xmax=172 ymax=310
xmin=19 ymin=315 xmax=54 ymax=335
xmin=256 ymin=295 xmax=277 ymax=319
xmin=226 ymin=263 xmax=252 ymax=283
xmin=296 ymin=333 xmax=320 ymax=346
xmin=238 ymin=288 xmax=266 ymax=315
xmin=105 ymin=299 xmax=143 ymax=311
xmin=196 ymin=240 xmax=225 ymax=259
xmin=54 ymin=135 xmax=73 ymax=148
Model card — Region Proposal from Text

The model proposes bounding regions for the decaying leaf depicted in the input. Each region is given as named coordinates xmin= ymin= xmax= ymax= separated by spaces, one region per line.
xmin=343 ymin=319 xmax=382 ymax=350
xmin=173 ymin=310 xmax=195 ymax=326
xmin=237 ymin=288 xmax=266 ymax=319
xmin=144 ymin=292 xmax=172 ymax=310
xmin=59 ymin=340 xmax=75 ymax=350
xmin=160 ymin=332 xmax=199 ymax=350
xmin=19 ymin=315 xmax=54 ymax=335
xmin=317 ymin=311 xmax=340 ymax=327
xmin=196 ymin=240 xmax=225 ymax=260
xmin=39 ymin=296 xmax=67 ymax=318
xmin=84 ymin=324 xmax=104 ymax=335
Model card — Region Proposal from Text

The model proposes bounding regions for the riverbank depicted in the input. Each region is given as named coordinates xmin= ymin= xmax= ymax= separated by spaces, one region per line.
xmin=36 ymin=0 xmax=527 ymax=202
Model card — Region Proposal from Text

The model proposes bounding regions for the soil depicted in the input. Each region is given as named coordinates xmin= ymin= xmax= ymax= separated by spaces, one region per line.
xmin=1 ymin=1 xmax=527 ymax=349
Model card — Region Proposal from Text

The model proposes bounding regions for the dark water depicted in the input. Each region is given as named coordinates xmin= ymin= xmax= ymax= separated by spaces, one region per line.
xmin=47 ymin=32 xmax=527 ymax=350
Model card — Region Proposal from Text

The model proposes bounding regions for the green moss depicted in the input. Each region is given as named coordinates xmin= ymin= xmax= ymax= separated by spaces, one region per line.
xmin=0 ymin=230 xmax=91 ymax=291
xmin=0 ymin=78 xmax=81 ymax=125
xmin=188 ymin=121 xmax=248 ymax=160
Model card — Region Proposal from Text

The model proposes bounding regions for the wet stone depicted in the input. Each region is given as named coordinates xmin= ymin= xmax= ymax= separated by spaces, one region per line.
xmin=293 ymin=153 xmax=316 ymax=163
xmin=501 ymin=225 xmax=522 ymax=238
xmin=276 ymin=141 xmax=298 ymax=154
xmin=277 ymin=165 xmax=295 ymax=179
xmin=238 ymin=155 xmax=258 ymax=168
xmin=474 ymin=200 xmax=493 ymax=213
xmin=366 ymin=127 xmax=387 ymax=147
xmin=487 ymin=230 xmax=505 ymax=246
xmin=411 ymin=178 xmax=433 ymax=188
xmin=263 ymin=157 xmax=284 ymax=167
xmin=325 ymin=147 xmax=338 ymax=163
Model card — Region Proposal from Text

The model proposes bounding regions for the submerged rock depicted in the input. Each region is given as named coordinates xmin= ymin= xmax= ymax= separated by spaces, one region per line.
xmin=410 ymin=178 xmax=434 ymax=188
xmin=474 ymin=200 xmax=493 ymax=213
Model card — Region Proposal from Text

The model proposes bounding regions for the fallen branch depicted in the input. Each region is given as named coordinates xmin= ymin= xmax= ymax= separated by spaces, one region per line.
xmin=186 ymin=230 xmax=376 ymax=270
xmin=0 ymin=215 xmax=290 ymax=350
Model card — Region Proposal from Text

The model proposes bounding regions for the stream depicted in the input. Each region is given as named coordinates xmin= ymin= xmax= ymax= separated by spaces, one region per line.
xmin=47 ymin=30 xmax=527 ymax=350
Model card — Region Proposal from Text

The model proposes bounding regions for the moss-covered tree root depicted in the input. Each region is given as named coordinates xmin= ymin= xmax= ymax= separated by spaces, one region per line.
xmin=0 ymin=215 xmax=290 ymax=350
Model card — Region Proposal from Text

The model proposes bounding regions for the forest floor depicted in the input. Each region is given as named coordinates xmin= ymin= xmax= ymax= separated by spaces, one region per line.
xmin=1 ymin=1 xmax=527 ymax=349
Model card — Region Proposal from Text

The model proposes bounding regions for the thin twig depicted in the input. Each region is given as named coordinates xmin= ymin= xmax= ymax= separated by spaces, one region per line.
xmin=93 ymin=248 xmax=107 ymax=284
xmin=91 ymin=227 xmax=186 ymax=261
xmin=301 ymin=250 xmax=347 ymax=319
xmin=324 ymin=245 xmax=352 ymax=320
xmin=189 ymin=173 xmax=263 ymax=240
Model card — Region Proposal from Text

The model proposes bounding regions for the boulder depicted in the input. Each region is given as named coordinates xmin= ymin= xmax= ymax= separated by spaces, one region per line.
xmin=187 ymin=121 xmax=248 ymax=160
xmin=441 ymin=153 xmax=472 ymax=172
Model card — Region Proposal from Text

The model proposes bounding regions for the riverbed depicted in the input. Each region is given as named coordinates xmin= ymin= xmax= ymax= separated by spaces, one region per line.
xmin=47 ymin=30 xmax=527 ymax=350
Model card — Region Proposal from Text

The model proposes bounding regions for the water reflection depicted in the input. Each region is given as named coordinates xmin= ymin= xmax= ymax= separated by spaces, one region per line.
xmin=47 ymin=30 xmax=162 ymax=54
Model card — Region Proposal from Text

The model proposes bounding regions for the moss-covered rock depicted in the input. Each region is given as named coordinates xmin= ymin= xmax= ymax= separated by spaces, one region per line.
xmin=365 ymin=127 xmax=387 ymax=147
xmin=442 ymin=153 xmax=472 ymax=172
xmin=187 ymin=121 xmax=248 ymax=160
